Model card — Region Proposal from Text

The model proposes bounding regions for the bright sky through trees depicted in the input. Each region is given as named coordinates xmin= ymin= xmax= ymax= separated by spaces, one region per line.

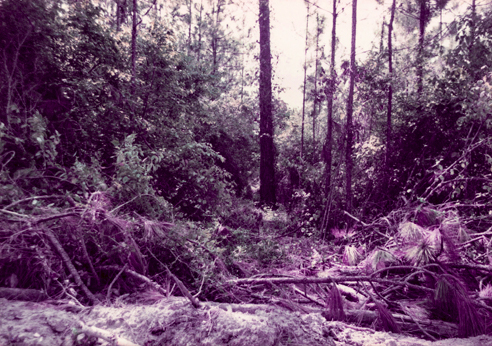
xmin=267 ymin=0 xmax=467 ymax=110
xmin=270 ymin=0 xmax=384 ymax=110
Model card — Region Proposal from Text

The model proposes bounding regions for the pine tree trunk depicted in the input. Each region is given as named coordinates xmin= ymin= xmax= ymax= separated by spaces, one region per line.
xmin=131 ymin=0 xmax=138 ymax=96
xmin=300 ymin=0 xmax=310 ymax=160
xmin=385 ymin=0 xmax=396 ymax=181
xmin=211 ymin=0 xmax=223 ymax=75
xmin=324 ymin=0 xmax=337 ymax=198
xmin=259 ymin=0 xmax=276 ymax=206
xmin=470 ymin=0 xmax=476 ymax=55
xmin=187 ymin=0 xmax=193 ymax=53
xmin=115 ymin=0 xmax=126 ymax=32
xmin=417 ymin=0 xmax=427 ymax=94
xmin=345 ymin=0 xmax=357 ymax=216
xmin=197 ymin=0 xmax=203 ymax=62
xmin=311 ymin=13 xmax=320 ymax=162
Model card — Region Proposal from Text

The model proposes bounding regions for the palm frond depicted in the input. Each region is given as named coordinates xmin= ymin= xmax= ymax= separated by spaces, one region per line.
xmin=433 ymin=276 xmax=484 ymax=337
xmin=327 ymin=284 xmax=346 ymax=321
xmin=375 ymin=301 xmax=400 ymax=333
xmin=433 ymin=277 xmax=457 ymax=322
xmin=343 ymin=245 xmax=360 ymax=266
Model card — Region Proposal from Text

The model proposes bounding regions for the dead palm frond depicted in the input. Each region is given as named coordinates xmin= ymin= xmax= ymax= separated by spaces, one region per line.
xmin=141 ymin=218 xmax=173 ymax=242
xmin=433 ymin=277 xmax=458 ymax=322
xmin=327 ymin=284 xmax=345 ymax=321
xmin=371 ymin=249 xmax=396 ymax=272
xmin=434 ymin=276 xmax=484 ymax=337
xmin=375 ymin=300 xmax=400 ymax=333
xmin=343 ymin=245 xmax=360 ymax=266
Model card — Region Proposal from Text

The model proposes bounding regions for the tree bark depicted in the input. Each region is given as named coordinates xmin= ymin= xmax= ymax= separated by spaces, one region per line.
xmin=197 ymin=0 xmax=203 ymax=62
xmin=131 ymin=0 xmax=138 ymax=95
xmin=311 ymin=13 xmax=321 ymax=162
xmin=469 ymin=0 xmax=476 ymax=56
xmin=211 ymin=0 xmax=224 ymax=75
xmin=345 ymin=0 xmax=357 ymax=217
xmin=300 ymin=0 xmax=310 ymax=160
xmin=115 ymin=0 xmax=127 ymax=32
xmin=187 ymin=0 xmax=193 ymax=53
xmin=385 ymin=0 xmax=396 ymax=181
xmin=417 ymin=0 xmax=428 ymax=94
xmin=259 ymin=0 xmax=276 ymax=207
xmin=324 ymin=0 xmax=337 ymax=198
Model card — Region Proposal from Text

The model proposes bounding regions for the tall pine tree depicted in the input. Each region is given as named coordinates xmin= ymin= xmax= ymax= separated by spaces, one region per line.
xmin=259 ymin=0 xmax=276 ymax=206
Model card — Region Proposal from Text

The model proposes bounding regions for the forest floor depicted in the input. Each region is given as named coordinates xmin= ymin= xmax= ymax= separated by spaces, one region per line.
xmin=2 ymin=201 xmax=492 ymax=345
xmin=1 ymin=296 xmax=492 ymax=346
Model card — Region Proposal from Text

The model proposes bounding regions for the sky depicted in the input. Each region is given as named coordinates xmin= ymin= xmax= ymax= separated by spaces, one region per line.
xmin=269 ymin=0 xmax=385 ymax=110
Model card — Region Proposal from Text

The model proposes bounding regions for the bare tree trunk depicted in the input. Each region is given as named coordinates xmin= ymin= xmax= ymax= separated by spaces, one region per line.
xmin=470 ymin=0 xmax=476 ymax=54
xmin=324 ymin=0 xmax=337 ymax=198
xmin=311 ymin=13 xmax=321 ymax=162
xmin=300 ymin=0 xmax=310 ymax=160
xmin=197 ymin=0 xmax=203 ymax=62
xmin=187 ymin=0 xmax=193 ymax=53
xmin=211 ymin=0 xmax=223 ymax=75
xmin=417 ymin=0 xmax=428 ymax=94
xmin=259 ymin=0 xmax=276 ymax=207
xmin=345 ymin=0 xmax=357 ymax=217
xmin=241 ymin=13 xmax=246 ymax=104
xmin=385 ymin=0 xmax=396 ymax=180
xmin=115 ymin=0 xmax=127 ymax=32
xmin=379 ymin=18 xmax=385 ymax=54
xmin=131 ymin=0 xmax=138 ymax=95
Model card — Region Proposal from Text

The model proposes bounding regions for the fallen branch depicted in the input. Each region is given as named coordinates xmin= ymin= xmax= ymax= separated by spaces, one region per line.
xmin=99 ymin=265 xmax=167 ymax=296
xmin=343 ymin=211 xmax=390 ymax=239
xmin=165 ymin=266 xmax=201 ymax=308
xmin=292 ymin=285 xmax=324 ymax=306
xmin=0 ymin=287 xmax=47 ymax=301
xmin=343 ymin=210 xmax=369 ymax=227
xmin=75 ymin=321 xmax=140 ymax=346
xmin=107 ymin=264 xmax=128 ymax=302
xmin=399 ymin=302 xmax=437 ymax=341
xmin=227 ymin=275 xmax=434 ymax=293
xmin=44 ymin=228 xmax=99 ymax=305
xmin=3 ymin=195 xmax=66 ymax=210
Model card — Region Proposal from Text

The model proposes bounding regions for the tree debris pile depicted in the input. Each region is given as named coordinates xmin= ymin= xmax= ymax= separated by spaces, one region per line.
xmin=224 ymin=205 xmax=492 ymax=340
xmin=2 ymin=189 xmax=492 ymax=343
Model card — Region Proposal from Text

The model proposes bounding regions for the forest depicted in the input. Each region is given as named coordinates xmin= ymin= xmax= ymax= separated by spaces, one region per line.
xmin=1 ymin=0 xmax=492 ymax=344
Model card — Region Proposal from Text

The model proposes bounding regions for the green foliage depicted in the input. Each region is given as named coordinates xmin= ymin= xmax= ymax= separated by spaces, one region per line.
xmin=0 ymin=0 xmax=244 ymax=221
xmin=249 ymin=238 xmax=285 ymax=267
